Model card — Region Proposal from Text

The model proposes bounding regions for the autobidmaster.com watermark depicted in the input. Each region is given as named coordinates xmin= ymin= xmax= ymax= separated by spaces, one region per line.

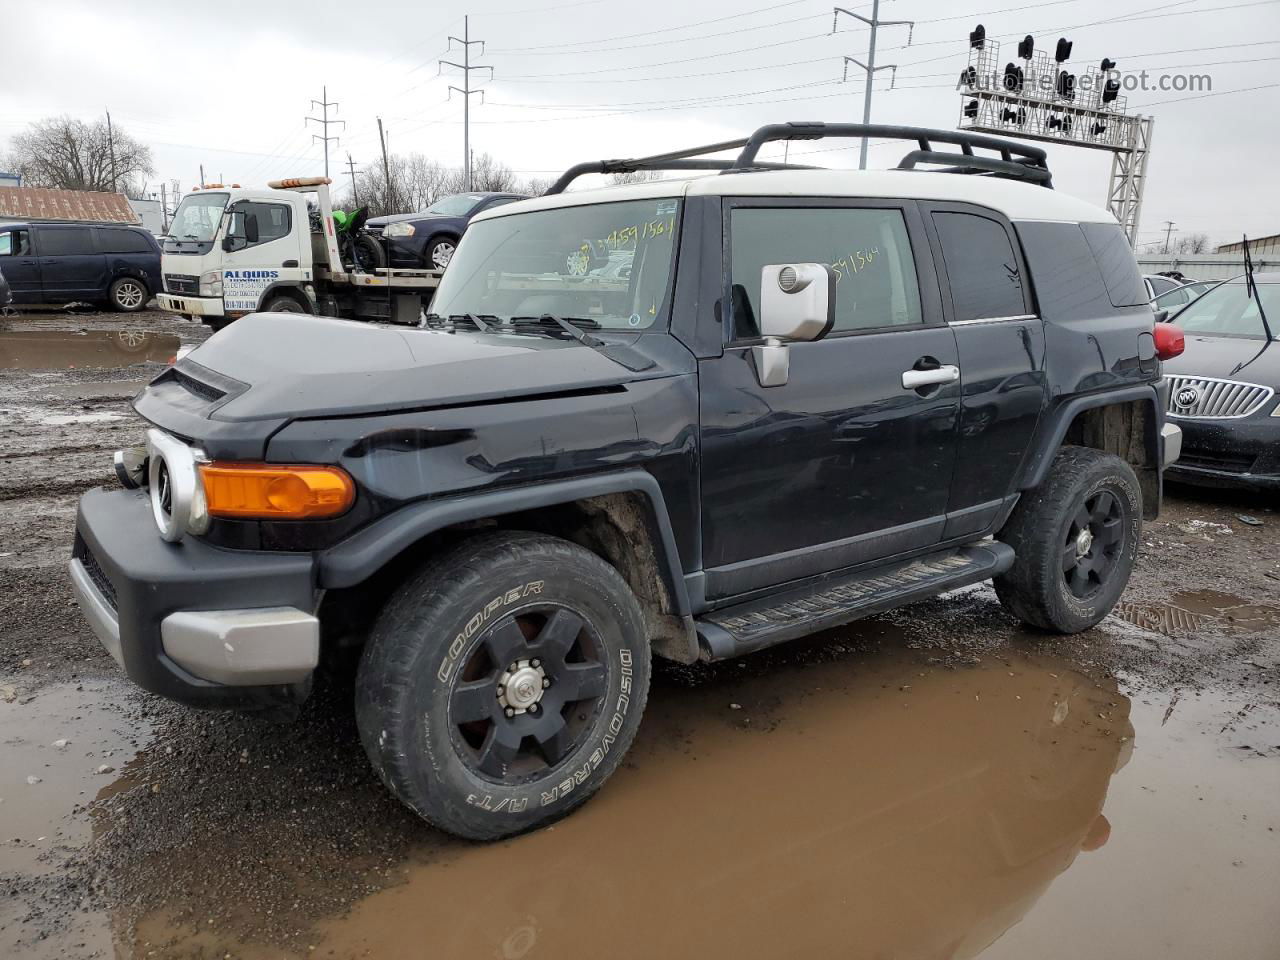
xmin=959 ymin=70 xmax=1212 ymax=95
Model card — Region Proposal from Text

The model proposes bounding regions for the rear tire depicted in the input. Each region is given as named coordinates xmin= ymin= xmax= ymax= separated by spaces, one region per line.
xmin=109 ymin=277 xmax=148 ymax=312
xmin=994 ymin=446 xmax=1142 ymax=633
xmin=355 ymin=531 xmax=651 ymax=840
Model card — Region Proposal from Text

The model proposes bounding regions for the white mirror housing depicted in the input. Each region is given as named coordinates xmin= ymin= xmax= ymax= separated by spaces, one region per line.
xmin=759 ymin=263 xmax=837 ymax=342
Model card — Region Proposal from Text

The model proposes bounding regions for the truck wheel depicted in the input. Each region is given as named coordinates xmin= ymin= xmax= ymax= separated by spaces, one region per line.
xmin=355 ymin=531 xmax=650 ymax=840
xmin=425 ymin=236 xmax=457 ymax=270
xmin=262 ymin=294 xmax=305 ymax=314
xmin=994 ymin=445 xmax=1142 ymax=633
xmin=109 ymin=277 xmax=148 ymax=312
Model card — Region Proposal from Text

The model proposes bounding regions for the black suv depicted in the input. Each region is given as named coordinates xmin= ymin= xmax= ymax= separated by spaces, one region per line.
xmin=69 ymin=124 xmax=1183 ymax=840
xmin=0 ymin=221 xmax=160 ymax=312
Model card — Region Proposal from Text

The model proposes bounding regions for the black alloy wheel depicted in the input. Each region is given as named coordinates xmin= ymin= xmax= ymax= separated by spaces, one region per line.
xmin=449 ymin=606 xmax=610 ymax=782
xmin=1061 ymin=489 xmax=1124 ymax=599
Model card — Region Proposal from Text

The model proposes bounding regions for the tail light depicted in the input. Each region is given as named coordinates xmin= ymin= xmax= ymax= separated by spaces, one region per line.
xmin=1153 ymin=323 xmax=1184 ymax=361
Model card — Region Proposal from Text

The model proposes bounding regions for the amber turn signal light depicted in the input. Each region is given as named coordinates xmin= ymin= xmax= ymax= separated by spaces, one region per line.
xmin=199 ymin=463 xmax=355 ymax=519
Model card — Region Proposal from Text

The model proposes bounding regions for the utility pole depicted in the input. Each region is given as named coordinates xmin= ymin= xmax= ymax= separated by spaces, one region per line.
xmin=199 ymin=164 xmax=206 ymax=188
xmin=105 ymin=109 xmax=118 ymax=192
xmin=160 ymin=182 xmax=168 ymax=233
xmin=1162 ymin=220 xmax=1177 ymax=253
xmin=834 ymin=4 xmax=914 ymax=169
xmin=377 ymin=118 xmax=393 ymax=213
xmin=306 ymin=86 xmax=344 ymax=180
xmin=346 ymin=153 xmax=360 ymax=207
xmin=440 ymin=16 xmax=492 ymax=191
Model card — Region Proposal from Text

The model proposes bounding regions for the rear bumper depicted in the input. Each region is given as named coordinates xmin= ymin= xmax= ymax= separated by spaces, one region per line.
xmin=70 ymin=486 xmax=319 ymax=710
xmin=157 ymin=293 xmax=223 ymax=317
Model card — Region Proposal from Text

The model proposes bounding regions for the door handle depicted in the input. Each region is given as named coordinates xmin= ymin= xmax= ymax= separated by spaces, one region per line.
xmin=901 ymin=365 xmax=960 ymax=390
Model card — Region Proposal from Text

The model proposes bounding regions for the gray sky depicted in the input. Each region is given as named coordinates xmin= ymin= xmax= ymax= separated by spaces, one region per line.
xmin=2 ymin=0 xmax=1278 ymax=247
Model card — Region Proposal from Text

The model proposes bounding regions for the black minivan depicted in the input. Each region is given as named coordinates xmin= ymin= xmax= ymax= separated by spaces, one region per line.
xmin=0 ymin=222 xmax=161 ymax=312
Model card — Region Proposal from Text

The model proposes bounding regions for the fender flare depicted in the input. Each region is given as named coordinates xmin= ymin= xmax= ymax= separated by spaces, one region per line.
xmin=317 ymin=470 xmax=692 ymax=615
xmin=257 ymin=281 xmax=316 ymax=313
xmin=1019 ymin=384 xmax=1162 ymax=491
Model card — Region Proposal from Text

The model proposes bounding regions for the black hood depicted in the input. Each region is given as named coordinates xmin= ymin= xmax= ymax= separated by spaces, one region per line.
xmin=145 ymin=313 xmax=683 ymax=426
xmin=1164 ymin=333 xmax=1280 ymax=386
xmin=366 ymin=211 xmax=431 ymax=227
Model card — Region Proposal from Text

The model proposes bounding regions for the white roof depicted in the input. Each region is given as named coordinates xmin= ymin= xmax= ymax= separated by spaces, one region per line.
xmin=474 ymin=168 xmax=1116 ymax=225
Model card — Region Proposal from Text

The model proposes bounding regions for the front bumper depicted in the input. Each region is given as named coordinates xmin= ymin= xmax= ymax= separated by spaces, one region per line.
xmin=1165 ymin=415 xmax=1280 ymax=490
xmin=157 ymin=293 xmax=224 ymax=317
xmin=70 ymin=486 xmax=320 ymax=709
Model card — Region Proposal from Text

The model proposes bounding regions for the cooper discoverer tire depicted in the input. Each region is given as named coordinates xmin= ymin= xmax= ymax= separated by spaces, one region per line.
xmin=994 ymin=445 xmax=1142 ymax=633
xmin=355 ymin=531 xmax=651 ymax=840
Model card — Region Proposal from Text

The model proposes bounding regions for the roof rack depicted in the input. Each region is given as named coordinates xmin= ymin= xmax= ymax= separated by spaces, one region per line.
xmin=543 ymin=121 xmax=1052 ymax=195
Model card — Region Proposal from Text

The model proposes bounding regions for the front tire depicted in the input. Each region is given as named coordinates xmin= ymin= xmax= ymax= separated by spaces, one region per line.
xmin=424 ymin=236 xmax=457 ymax=271
xmin=261 ymin=294 xmax=305 ymax=314
xmin=355 ymin=531 xmax=651 ymax=840
xmin=109 ymin=277 xmax=148 ymax=312
xmin=994 ymin=446 xmax=1142 ymax=633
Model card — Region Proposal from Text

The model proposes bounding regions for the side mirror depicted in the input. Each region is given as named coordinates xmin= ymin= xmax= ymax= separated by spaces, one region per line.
xmin=752 ymin=263 xmax=836 ymax=388
xmin=759 ymin=263 xmax=836 ymax=341
xmin=1153 ymin=308 xmax=1170 ymax=323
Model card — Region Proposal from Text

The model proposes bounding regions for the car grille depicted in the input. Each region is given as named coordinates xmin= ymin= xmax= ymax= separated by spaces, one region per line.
xmin=74 ymin=535 xmax=118 ymax=611
xmin=163 ymin=273 xmax=200 ymax=295
xmin=1176 ymin=448 xmax=1257 ymax=473
xmin=1166 ymin=375 xmax=1274 ymax=419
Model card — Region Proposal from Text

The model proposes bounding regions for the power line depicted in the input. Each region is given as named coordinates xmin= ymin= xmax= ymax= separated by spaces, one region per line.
xmin=836 ymin=4 xmax=915 ymax=169
xmin=306 ymin=86 xmax=344 ymax=180
xmin=440 ymin=16 xmax=491 ymax=191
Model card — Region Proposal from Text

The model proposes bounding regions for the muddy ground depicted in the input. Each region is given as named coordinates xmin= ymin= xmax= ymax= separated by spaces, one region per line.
xmin=1 ymin=308 xmax=1277 ymax=959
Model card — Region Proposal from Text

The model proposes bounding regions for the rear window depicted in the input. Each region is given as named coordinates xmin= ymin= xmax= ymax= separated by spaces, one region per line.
xmin=1015 ymin=222 xmax=1115 ymax=322
xmin=38 ymin=226 xmax=95 ymax=257
xmin=95 ymin=228 xmax=154 ymax=254
xmin=932 ymin=212 xmax=1028 ymax=321
xmin=1080 ymin=223 xmax=1148 ymax=306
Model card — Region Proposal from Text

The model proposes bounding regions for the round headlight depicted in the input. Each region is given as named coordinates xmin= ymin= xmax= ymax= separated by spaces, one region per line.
xmin=146 ymin=429 xmax=207 ymax=542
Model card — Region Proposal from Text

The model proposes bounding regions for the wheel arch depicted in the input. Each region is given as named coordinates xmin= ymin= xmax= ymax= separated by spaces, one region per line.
xmin=258 ymin=282 xmax=316 ymax=313
xmin=1020 ymin=385 xmax=1162 ymax=520
xmin=318 ymin=471 xmax=698 ymax=662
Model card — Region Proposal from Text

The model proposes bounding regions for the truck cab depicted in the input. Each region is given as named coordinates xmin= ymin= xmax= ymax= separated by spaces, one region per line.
xmin=157 ymin=178 xmax=439 ymax=327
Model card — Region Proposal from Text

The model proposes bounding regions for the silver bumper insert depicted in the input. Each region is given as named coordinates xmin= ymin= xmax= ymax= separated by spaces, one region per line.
xmin=1161 ymin=422 xmax=1183 ymax=467
xmin=161 ymin=607 xmax=319 ymax=686
xmin=68 ymin=558 xmax=124 ymax=668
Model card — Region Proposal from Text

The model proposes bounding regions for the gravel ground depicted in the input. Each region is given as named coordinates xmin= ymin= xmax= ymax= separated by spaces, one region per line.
xmin=1 ymin=308 xmax=1277 ymax=959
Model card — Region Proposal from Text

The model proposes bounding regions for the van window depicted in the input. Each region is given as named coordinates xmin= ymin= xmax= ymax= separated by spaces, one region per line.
xmin=1081 ymin=223 xmax=1148 ymax=306
xmin=932 ymin=213 xmax=1027 ymax=321
xmin=96 ymin=228 xmax=154 ymax=254
xmin=0 ymin=230 xmax=29 ymax=256
xmin=728 ymin=206 xmax=923 ymax=339
xmin=37 ymin=226 xmax=95 ymax=257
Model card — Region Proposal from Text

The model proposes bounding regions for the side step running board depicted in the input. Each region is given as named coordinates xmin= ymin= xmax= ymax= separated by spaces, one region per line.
xmin=695 ymin=541 xmax=1014 ymax=661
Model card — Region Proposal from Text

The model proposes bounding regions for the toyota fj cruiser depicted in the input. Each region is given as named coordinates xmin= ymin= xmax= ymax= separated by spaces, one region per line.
xmin=69 ymin=123 xmax=1184 ymax=840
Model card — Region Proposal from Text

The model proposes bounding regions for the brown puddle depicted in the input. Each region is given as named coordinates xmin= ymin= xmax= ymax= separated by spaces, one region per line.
xmin=0 ymin=330 xmax=180 ymax=369
xmin=7 ymin=643 xmax=1280 ymax=959
xmin=1115 ymin=589 xmax=1280 ymax=636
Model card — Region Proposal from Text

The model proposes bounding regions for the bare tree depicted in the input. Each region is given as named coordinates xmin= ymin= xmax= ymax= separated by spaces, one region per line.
xmin=1174 ymin=232 xmax=1210 ymax=254
xmin=4 ymin=115 xmax=154 ymax=195
xmin=609 ymin=170 xmax=665 ymax=185
xmin=332 ymin=152 xmax=547 ymax=215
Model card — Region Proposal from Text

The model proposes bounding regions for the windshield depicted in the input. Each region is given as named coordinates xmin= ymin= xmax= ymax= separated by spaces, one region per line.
xmin=1173 ymin=279 xmax=1278 ymax=339
xmin=169 ymin=192 xmax=228 ymax=242
xmin=429 ymin=198 xmax=681 ymax=330
xmin=425 ymin=194 xmax=485 ymax=217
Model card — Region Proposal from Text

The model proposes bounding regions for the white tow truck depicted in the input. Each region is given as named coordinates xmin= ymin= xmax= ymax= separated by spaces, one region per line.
xmin=156 ymin=177 xmax=441 ymax=327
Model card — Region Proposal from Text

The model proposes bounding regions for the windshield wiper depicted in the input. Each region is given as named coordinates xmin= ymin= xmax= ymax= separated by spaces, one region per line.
xmin=421 ymin=312 xmax=500 ymax=331
xmin=1243 ymin=234 xmax=1275 ymax=341
xmin=508 ymin=314 xmax=654 ymax=372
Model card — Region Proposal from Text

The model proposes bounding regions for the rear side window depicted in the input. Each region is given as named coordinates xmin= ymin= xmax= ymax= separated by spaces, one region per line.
xmin=1081 ymin=223 xmax=1148 ymax=306
xmin=95 ymin=228 xmax=154 ymax=254
xmin=728 ymin=206 xmax=923 ymax=339
xmin=38 ymin=227 xmax=95 ymax=256
xmin=932 ymin=212 xmax=1027 ymax=321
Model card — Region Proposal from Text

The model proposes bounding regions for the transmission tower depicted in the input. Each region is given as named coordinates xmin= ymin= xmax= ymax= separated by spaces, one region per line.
xmin=440 ymin=16 xmax=492 ymax=191
xmin=306 ymin=86 xmax=345 ymax=180
xmin=834 ymin=4 xmax=915 ymax=169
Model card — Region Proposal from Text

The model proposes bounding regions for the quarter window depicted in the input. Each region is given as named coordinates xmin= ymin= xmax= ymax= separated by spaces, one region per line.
xmin=95 ymin=228 xmax=154 ymax=253
xmin=932 ymin=212 xmax=1027 ymax=321
xmin=728 ymin=207 xmax=923 ymax=339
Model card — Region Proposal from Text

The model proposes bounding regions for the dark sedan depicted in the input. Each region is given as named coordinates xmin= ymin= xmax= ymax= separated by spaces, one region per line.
xmin=1161 ymin=273 xmax=1280 ymax=490
xmin=367 ymin=192 xmax=527 ymax=271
